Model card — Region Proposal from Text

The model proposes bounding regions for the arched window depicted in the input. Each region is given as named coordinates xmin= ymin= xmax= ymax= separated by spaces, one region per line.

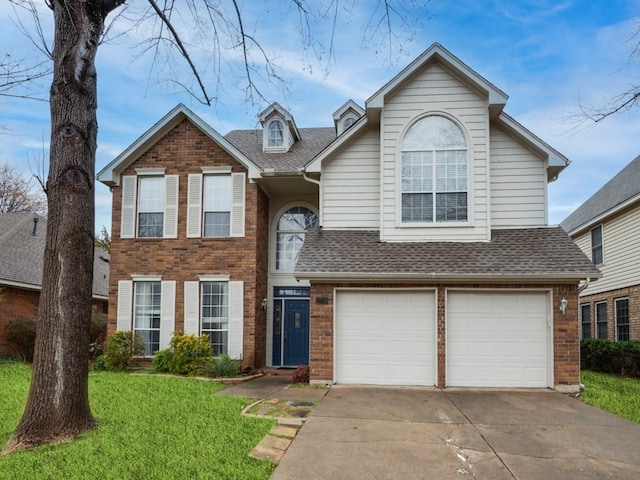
xmin=268 ymin=120 xmax=284 ymax=147
xmin=401 ymin=115 xmax=467 ymax=223
xmin=276 ymin=207 xmax=319 ymax=271
xmin=342 ymin=117 xmax=356 ymax=130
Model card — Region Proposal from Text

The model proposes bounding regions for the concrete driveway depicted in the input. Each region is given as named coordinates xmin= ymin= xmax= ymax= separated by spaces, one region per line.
xmin=271 ymin=387 xmax=640 ymax=480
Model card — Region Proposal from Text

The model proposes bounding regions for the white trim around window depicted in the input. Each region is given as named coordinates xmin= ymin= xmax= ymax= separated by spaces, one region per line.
xmin=590 ymin=224 xmax=604 ymax=265
xmin=120 ymin=174 xmax=178 ymax=239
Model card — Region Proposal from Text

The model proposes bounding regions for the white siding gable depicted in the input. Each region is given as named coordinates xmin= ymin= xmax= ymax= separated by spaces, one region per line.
xmin=322 ymin=127 xmax=380 ymax=229
xmin=577 ymin=206 xmax=640 ymax=296
xmin=380 ymin=62 xmax=490 ymax=242
xmin=490 ymin=127 xmax=546 ymax=227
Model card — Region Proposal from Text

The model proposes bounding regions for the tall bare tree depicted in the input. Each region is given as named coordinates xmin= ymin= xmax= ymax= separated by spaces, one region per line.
xmin=0 ymin=163 xmax=46 ymax=214
xmin=3 ymin=0 xmax=428 ymax=453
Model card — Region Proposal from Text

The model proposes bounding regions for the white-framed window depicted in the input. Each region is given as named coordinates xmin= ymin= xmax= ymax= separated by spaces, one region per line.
xmin=137 ymin=176 xmax=164 ymax=238
xmin=591 ymin=225 xmax=603 ymax=265
xmin=580 ymin=303 xmax=591 ymax=339
xmin=201 ymin=282 xmax=229 ymax=355
xmin=595 ymin=301 xmax=607 ymax=339
xmin=134 ymin=281 xmax=161 ymax=355
xmin=342 ymin=116 xmax=357 ymax=131
xmin=120 ymin=172 xmax=178 ymax=239
xmin=203 ymin=175 xmax=231 ymax=237
xmin=276 ymin=206 xmax=319 ymax=271
xmin=401 ymin=115 xmax=468 ymax=223
xmin=615 ymin=297 xmax=630 ymax=342
xmin=183 ymin=279 xmax=244 ymax=360
xmin=186 ymin=171 xmax=245 ymax=238
xmin=117 ymin=279 xmax=176 ymax=356
xmin=268 ymin=120 xmax=284 ymax=147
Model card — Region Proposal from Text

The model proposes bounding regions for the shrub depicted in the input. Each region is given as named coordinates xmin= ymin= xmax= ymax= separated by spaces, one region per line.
xmin=153 ymin=332 xmax=213 ymax=376
xmin=207 ymin=354 xmax=239 ymax=378
xmin=104 ymin=331 xmax=145 ymax=371
xmin=291 ymin=365 xmax=309 ymax=384
xmin=581 ymin=339 xmax=640 ymax=377
xmin=90 ymin=313 xmax=108 ymax=347
xmin=6 ymin=317 xmax=36 ymax=361
xmin=94 ymin=354 xmax=106 ymax=371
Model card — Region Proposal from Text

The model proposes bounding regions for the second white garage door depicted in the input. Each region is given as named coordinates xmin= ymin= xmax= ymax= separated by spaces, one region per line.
xmin=447 ymin=291 xmax=550 ymax=388
xmin=335 ymin=290 xmax=436 ymax=386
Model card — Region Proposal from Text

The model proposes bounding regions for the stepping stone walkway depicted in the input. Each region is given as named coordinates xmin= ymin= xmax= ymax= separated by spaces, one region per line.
xmin=250 ymin=422 xmax=300 ymax=464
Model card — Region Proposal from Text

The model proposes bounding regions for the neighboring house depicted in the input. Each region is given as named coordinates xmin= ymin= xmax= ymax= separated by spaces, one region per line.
xmin=98 ymin=43 xmax=599 ymax=391
xmin=561 ymin=155 xmax=640 ymax=342
xmin=0 ymin=212 xmax=109 ymax=356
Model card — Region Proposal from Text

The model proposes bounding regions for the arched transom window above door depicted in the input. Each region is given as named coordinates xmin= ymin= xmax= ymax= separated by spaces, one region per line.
xmin=401 ymin=115 xmax=468 ymax=224
xmin=276 ymin=207 xmax=319 ymax=271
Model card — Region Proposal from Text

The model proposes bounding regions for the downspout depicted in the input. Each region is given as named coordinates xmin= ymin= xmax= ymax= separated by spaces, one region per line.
xmin=578 ymin=277 xmax=591 ymax=294
xmin=300 ymin=170 xmax=322 ymax=227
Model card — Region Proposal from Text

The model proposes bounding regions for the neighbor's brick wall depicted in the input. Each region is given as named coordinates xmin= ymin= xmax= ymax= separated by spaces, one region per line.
xmin=310 ymin=282 xmax=580 ymax=388
xmin=108 ymin=119 xmax=269 ymax=370
xmin=0 ymin=286 xmax=39 ymax=356
xmin=579 ymin=284 xmax=640 ymax=341
xmin=0 ymin=286 xmax=107 ymax=356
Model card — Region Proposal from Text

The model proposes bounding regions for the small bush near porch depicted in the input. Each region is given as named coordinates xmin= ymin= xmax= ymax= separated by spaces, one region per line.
xmin=581 ymin=370 xmax=640 ymax=424
xmin=0 ymin=360 xmax=274 ymax=479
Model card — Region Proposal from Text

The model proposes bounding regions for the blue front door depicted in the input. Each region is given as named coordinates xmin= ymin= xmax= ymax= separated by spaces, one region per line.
xmin=272 ymin=297 xmax=310 ymax=366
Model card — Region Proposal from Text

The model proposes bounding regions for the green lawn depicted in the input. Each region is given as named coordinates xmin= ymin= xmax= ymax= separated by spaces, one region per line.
xmin=0 ymin=361 xmax=275 ymax=480
xmin=581 ymin=370 xmax=640 ymax=424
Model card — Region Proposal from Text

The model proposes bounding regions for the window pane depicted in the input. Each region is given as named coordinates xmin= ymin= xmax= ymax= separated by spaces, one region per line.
xmin=591 ymin=226 xmax=603 ymax=264
xmin=276 ymin=232 xmax=305 ymax=271
xmin=138 ymin=177 xmax=164 ymax=213
xmin=435 ymin=192 xmax=467 ymax=222
xmin=268 ymin=120 xmax=284 ymax=146
xmin=403 ymin=116 xmax=466 ymax=150
xmin=204 ymin=212 xmax=231 ymax=237
xmin=138 ymin=212 xmax=164 ymax=238
xmin=134 ymin=281 xmax=161 ymax=356
xmin=615 ymin=299 xmax=629 ymax=341
xmin=596 ymin=302 xmax=607 ymax=339
xmin=201 ymin=282 xmax=229 ymax=356
xmin=402 ymin=193 xmax=433 ymax=223
xmin=580 ymin=304 xmax=591 ymax=339
xmin=203 ymin=175 xmax=231 ymax=211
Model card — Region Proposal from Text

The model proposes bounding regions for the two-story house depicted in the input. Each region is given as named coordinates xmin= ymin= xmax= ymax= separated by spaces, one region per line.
xmin=562 ymin=155 xmax=640 ymax=342
xmin=98 ymin=43 xmax=599 ymax=391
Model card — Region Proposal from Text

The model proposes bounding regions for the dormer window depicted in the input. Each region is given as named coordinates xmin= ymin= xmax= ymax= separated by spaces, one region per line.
xmin=268 ymin=120 xmax=284 ymax=147
xmin=342 ymin=117 xmax=357 ymax=131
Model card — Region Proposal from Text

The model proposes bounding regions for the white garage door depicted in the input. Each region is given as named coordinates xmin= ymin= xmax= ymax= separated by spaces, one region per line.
xmin=335 ymin=290 xmax=435 ymax=386
xmin=447 ymin=291 xmax=550 ymax=388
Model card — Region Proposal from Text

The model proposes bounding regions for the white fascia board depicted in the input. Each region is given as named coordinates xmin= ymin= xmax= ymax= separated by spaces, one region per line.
xmin=367 ymin=43 xmax=508 ymax=110
xmin=97 ymin=104 xmax=262 ymax=187
xmin=294 ymin=272 xmax=601 ymax=283
xmin=332 ymin=100 xmax=365 ymax=120
xmin=567 ymin=193 xmax=640 ymax=237
xmin=304 ymin=116 xmax=370 ymax=173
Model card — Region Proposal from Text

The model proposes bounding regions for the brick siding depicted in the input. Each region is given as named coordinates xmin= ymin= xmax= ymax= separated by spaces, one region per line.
xmin=310 ymin=282 xmax=580 ymax=388
xmin=0 ymin=285 xmax=107 ymax=356
xmin=579 ymin=284 xmax=640 ymax=341
xmin=107 ymin=119 xmax=269 ymax=370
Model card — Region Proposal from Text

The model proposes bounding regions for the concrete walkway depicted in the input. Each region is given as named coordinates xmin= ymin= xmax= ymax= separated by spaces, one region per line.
xmin=272 ymin=386 xmax=640 ymax=480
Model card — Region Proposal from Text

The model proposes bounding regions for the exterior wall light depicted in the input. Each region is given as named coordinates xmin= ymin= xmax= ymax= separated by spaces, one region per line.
xmin=261 ymin=298 xmax=268 ymax=311
xmin=559 ymin=298 xmax=568 ymax=314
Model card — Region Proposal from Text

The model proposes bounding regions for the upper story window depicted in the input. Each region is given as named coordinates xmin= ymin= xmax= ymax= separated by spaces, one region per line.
xmin=276 ymin=206 xmax=318 ymax=272
xmin=120 ymin=171 xmax=178 ymax=239
xmin=591 ymin=225 xmax=603 ymax=265
xmin=137 ymin=176 xmax=165 ymax=238
xmin=401 ymin=115 xmax=467 ymax=224
xmin=203 ymin=175 xmax=231 ymax=237
xmin=268 ymin=120 xmax=284 ymax=147
xmin=186 ymin=171 xmax=246 ymax=239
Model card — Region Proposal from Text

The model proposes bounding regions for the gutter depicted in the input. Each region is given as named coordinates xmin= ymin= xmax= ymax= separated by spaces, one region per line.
xmin=294 ymin=271 xmax=602 ymax=283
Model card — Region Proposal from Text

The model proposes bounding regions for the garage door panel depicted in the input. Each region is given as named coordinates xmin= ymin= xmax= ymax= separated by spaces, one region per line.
xmin=447 ymin=291 xmax=549 ymax=388
xmin=336 ymin=290 xmax=435 ymax=386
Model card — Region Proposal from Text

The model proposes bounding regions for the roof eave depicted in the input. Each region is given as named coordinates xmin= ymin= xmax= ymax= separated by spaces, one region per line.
xmin=566 ymin=192 xmax=640 ymax=236
xmin=97 ymin=104 xmax=262 ymax=187
xmin=294 ymin=271 xmax=601 ymax=283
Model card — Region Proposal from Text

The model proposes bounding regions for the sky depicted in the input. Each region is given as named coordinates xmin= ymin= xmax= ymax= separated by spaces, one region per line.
xmin=1 ymin=0 xmax=639 ymax=234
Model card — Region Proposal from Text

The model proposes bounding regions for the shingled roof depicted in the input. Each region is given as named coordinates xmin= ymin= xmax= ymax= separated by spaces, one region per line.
xmin=225 ymin=127 xmax=336 ymax=172
xmin=561 ymin=155 xmax=640 ymax=234
xmin=0 ymin=212 xmax=109 ymax=297
xmin=295 ymin=227 xmax=601 ymax=281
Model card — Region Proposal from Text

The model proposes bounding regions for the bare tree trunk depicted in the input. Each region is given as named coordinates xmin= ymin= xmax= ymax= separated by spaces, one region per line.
xmin=4 ymin=0 xmax=122 ymax=453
